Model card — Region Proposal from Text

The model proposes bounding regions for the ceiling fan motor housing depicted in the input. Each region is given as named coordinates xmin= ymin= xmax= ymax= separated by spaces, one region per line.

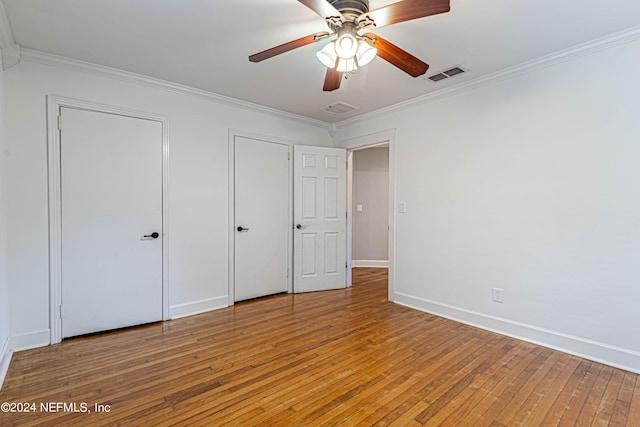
xmin=329 ymin=0 xmax=370 ymax=21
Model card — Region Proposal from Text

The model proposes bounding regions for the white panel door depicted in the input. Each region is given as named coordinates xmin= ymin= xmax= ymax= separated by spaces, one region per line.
xmin=294 ymin=145 xmax=347 ymax=292
xmin=234 ymin=136 xmax=289 ymax=301
xmin=61 ymin=107 xmax=163 ymax=338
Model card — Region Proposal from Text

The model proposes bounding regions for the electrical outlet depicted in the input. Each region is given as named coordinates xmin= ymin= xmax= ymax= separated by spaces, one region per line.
xmin=492 ymin=288 xmax=504 ymax=303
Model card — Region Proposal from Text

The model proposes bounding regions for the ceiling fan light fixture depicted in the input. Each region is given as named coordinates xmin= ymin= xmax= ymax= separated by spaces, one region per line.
xmin=356 ymin=40 xmax=377 ymax=66
xmin=250 ymin=0 xmax=451 ymax=91
xmin=316 ymin=42 xmax=338 ymax=68
xmin=335 ymin=33 xmax=358 ymax=59
xmin=336 ymin=57 xmax=357 ymax=73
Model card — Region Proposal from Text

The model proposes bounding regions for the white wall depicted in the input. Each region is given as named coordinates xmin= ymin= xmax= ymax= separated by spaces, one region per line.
xmin=0 ymin=53 xmax=12 ymax=380
xmin=5 ymin=59 xmax=331 ymax=348
xmin=352 ymin=147 xmax=389 ymax=262
xmin=336 ymin=38 xmax=640 ymax=372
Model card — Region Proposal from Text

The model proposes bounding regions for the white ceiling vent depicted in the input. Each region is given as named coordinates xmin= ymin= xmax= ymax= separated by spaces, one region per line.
xmin=426 ymin=65 xmax=467 ymax=82
xmin=322 ymin=101 xmax=360 ymax=115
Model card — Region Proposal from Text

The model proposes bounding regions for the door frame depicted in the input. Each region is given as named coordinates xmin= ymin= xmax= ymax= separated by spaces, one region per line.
xmin=340 ymin=129 xmax=396 ymax=301
xmin=228 ymin=129 xmax=294 ymax=306
xmin=46 ymin=95 xmax=170 ymax=344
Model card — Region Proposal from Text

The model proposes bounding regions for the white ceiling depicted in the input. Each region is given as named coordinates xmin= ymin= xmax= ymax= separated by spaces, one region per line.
xmin=4 ymin=0 xmax=640 ymax=123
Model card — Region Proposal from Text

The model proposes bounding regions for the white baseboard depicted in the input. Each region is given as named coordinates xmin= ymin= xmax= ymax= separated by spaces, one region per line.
xmin=170 ymin=296 xmax=229 ymax=319
xmin=0 ymin=335 xmax=12 ymax=390
xmin=352 ymin=260 xmax=389 ymax=268
xmin=10 ymin=329 xmax=50 ymax=352
xmin=394 ymin=292 xmax=640 ymax=374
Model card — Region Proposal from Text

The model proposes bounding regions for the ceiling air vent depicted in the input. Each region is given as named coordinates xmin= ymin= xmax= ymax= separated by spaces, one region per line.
xmin=322 ymin=101 xmax=360 ymax=115
xmin=443 ymin=66 xmax=465 ymax=77
xmin=428 ymin=73 xmax=448 ymax=82
xmin=426 ymin=65 xmax=467 ymax=82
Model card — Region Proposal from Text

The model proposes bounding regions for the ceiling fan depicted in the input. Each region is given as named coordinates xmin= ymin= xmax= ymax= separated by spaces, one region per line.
xmin=249 ymin=0 xmax=451 ymax=91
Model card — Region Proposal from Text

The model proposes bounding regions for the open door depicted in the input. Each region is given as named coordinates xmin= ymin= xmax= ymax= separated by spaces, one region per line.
xmin=293 ymin=145 xmax=347 ymax=292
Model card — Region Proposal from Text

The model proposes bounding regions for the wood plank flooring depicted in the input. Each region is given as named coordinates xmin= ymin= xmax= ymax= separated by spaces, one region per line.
xmin=1 ymin=268 xmax=639 ymax=426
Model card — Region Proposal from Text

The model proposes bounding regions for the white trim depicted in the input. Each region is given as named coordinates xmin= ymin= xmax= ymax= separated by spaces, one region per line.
xmin=228 ymin=132 xmax=235 ymax=307
xmin=0 ymin=335 xmax=12 ymax=390
xmin=228 ymin=129 xmax=295 ymax=306
xmin=0 ymin=1 xmax=14 ymax=49
xmin=352 ymin=260 xmax=389 ymax=268
xmin=10 ymin=329 xmax=51 ymax=352
xmin=395 ymin=292 xmax=640 ymax=374
xmin=347 ymin=141 xmax=390 ymax=151
xmin=346 ymin=152 xmax=353 ymax=288
xmin=10 ymin=25 xmax=640 ymax=129
xmin=336 ymin=25 xmax=640 ymax=127
xmin=1 ymin=43 xmax=20 ymax=70
xmin=340 ymin=129 xmax=396 ymax=302
xmin=20 ymin=48 xmax=330 ymax=130
xmin=46 ymin=95 xmax=170 ymax=344
xmin=170 ymin=296 xmax=229 ymax=319
xmin=337 ymin=129 xmax=395 ymax=150
xmin=14 ymin=25 xmax=640 ymax=129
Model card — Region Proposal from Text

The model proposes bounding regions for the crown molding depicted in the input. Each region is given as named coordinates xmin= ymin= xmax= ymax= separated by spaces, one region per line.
xmin=14 ymin=24 xmax=640 ymax=131
xmin=0 ymin=0 xmax=14 ymax=48
xmin=1 ymin=43 xmax=19 ymax=70
xmin=19 ymin=48 xmax=331 ymax=130
xmin=336 ymin=25 xmax=640 ymax=128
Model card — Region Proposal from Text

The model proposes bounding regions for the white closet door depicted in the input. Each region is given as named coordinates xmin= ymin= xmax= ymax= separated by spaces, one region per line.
xmin=234 ymin=136 xmax=290 ymax=301
xmin=61 ymin=107 xmax=163 ymax=338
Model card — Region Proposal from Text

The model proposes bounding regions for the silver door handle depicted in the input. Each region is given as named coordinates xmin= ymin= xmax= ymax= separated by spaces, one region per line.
xmin=295 ymin=224 xmax=307 ymax=230
xmin=237 ymin=226 xmax=249 ymax=232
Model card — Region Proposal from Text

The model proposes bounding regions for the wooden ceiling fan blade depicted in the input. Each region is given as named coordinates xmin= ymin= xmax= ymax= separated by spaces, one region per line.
xmin=364 ymin=33 xmax=429 ymax=77
xmin=249 ymin=32 xmax=330 ymax=63
xmin=323 ymin=67 xmax=342 ymax=91
xmin=298 ymin=0 xmax=344 ymax=20
xmin=361 ymin=0 xmax=450 ymax=28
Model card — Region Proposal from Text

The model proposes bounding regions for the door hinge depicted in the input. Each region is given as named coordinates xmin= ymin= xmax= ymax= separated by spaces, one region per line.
xmin=288 ymin=152 xmax=290 ymax=160
xmin=59 ymin=305 xmax=64 ymax=319
xmin=57 ymin=115 xmax=62 ymax=131
xmin=287 ymin=268 xmax=290 ymax=278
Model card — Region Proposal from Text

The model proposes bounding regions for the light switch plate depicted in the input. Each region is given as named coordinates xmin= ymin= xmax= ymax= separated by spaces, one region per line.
xmin=356 ymin=204 xmax=363 ymax=212
xmin=399 ymin=202 xmax=407 ymax=213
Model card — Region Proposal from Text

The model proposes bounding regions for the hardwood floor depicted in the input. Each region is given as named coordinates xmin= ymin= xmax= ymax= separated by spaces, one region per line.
xmin=1 ymin=268 xmax=639 ymax=426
